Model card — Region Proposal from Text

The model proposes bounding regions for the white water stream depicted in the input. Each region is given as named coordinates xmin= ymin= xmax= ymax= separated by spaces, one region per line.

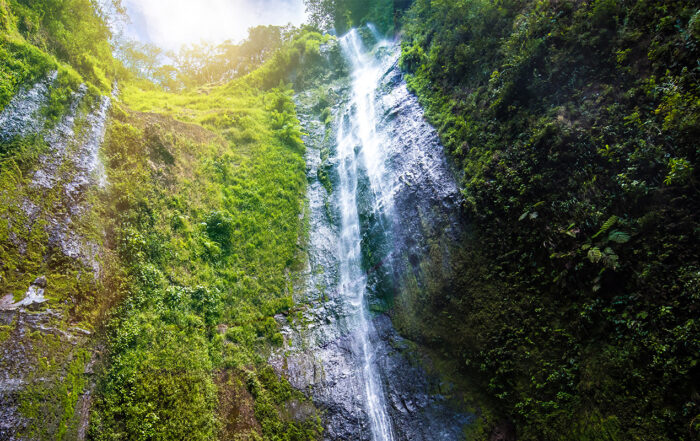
xmin=337 ymin=30 xmax=395 ymax=441
xmin=274 ymin=26 xmax=467 ymax=440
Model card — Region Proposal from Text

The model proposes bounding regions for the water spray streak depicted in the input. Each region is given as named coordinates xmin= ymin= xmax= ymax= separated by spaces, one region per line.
xmin=337 ymin=29 xmax=395 ymax=441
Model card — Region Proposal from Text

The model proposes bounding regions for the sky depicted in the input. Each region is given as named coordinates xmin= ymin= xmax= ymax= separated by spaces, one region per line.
xmin=121 ymin=0 xmax=308 ymax=51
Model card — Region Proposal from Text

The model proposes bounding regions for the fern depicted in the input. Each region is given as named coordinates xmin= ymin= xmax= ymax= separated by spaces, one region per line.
xmin=592 ymin=215 xmax=618 ymax=239
xmin=602 ymin=247 xmax=619 ymax=270
xmin=608 ymin=230 xmax=630 ymax=244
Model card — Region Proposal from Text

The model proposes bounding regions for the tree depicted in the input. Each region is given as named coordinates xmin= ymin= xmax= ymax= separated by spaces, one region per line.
xmin=115 ymin=40 xmax=165 ymax=79
xmin=304 ymin=0 xmax=336 ymax=31
xmin=304 ymin=0 xmax=407 ymax=34
xmin=173 ymin=25 xmax=289 ymax=88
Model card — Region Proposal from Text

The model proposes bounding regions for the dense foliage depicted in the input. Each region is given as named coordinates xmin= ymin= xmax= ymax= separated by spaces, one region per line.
xmin=0 ymin=0 xmax=122 ymax=123
xmin=1 ymin=0 xmax=327 ymax=438
xmin=4 ymin=0 xmax=699 ymax=439
xmin=303 ymin=0 xmax=410 ymax=34
xmin=90 ymin=33 xmax=328 ymax=441
xmin=394 ymin=0 xmax=699 ymax=439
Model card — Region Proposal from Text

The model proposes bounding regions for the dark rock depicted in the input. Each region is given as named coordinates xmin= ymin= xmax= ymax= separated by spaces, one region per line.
xmin=32 ymin=276 xmax=47 ymax=288
xmin=272 ymin=28 xmax=471 ymax=441
xmin=490 ymin=421 xmax=516 ymax=441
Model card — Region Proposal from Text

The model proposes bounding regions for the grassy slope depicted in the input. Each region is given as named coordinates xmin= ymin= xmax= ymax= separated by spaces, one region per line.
xmin=1 ymin=0 xmax=330 ymax=438
xmin=395 ymin=0 xmax=699 ymax=440
xmin=90 ymin=80 xmax=319 ymax=441
xmin=88 ymin=36 xmax=331 ymax=441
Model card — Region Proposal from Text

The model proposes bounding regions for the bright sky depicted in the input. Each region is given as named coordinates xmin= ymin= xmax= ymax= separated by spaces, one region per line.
xmin=122 ymin=0 xmax=308 ymax=50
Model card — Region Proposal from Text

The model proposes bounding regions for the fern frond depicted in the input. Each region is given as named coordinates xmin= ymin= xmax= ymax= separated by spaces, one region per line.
xmin=608 ymin=230 xmax=630 ymax=244
xmin=592 ymin=215 xmax=618 ymax=239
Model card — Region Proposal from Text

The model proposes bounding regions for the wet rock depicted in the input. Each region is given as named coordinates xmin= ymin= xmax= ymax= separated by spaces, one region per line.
xmin=72 ymin=327 xmax=91 ymax=336
xmin=0 ymin=75 xmax=113 ymax=439
xmin=274 ymin=30 xmax=470 ymax=441
xmin=4 ymin=281 xmax=48 ymax=310
xmin=20 ymin=200 xmax=40 ymax=224
xmin=0 ymin=307 xmax=96 ymax=440
xmin=32 ymin=276 xmax=47 ymax=288
xmin=284 ymin=399 xmax=317 ymax=421
xmin=29 ymin=91 xmax=112 ymax=274
xmin=0 ymin=71 xmax=57 ymax=142
xmin=32 ymin=84 xmax=88 ymax=190
xmin=0 ymin=295 xmax=14 ymax=311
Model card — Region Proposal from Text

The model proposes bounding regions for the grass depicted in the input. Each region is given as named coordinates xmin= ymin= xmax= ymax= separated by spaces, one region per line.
xmin=89 ymin=63 xmax=321 ymax=440
xmin=1 ymin=3 xmax=327 ymax=437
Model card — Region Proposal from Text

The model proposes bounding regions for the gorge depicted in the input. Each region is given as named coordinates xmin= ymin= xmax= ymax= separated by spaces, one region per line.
xmin=0 ymin=1 xmax=698 ymax=441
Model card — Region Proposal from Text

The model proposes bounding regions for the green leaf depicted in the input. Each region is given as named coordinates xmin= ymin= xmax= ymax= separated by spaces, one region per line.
xmin=587 ymin=247 xmax=603 ymax=263
xmin=608 ymin=230 xmax=630 ymax=243
xmin=592 ymin=215 xmax=618 ymax=239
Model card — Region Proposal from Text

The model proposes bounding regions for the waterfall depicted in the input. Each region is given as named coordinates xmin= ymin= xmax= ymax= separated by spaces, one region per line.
xmin=336 ymin=29 xmax=395 ymax=441
xmin=273 ymin=25 xmax=469 ymax=441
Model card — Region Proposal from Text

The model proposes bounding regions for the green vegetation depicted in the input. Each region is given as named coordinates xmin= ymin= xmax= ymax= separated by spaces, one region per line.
xmin=0 ymin=0 xmax=120 ymax=125
xmin=4 ymin=0 xmax=698 ymax=440
xmin=392 ymin=0 xmax=700 ymax=439
xmin=8 ymin=0 xmax=119 ymax=88
xmin=89 ymin=32 xmax=329 ymax=441
xmin=0 ymin=3 xmax=125 ymax=438
xmin=1 ymin=0 xmax=327 ymax=438
xmin=0 ymin=0 xmax=116 ymax=313
xmin=118 ymin=25 xmax=293 ymax=90
xmin=0 ymin=0 xmax=120 ymax=107
xmin=303 ymin=0 xmax=411 ymax=34
xmin=118 ymin=25 xmax=333 ymax=93
xmin=0 ymin=3 xmax=113 ymax=434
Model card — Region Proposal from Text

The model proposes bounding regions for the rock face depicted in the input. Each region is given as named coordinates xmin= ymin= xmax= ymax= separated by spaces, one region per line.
xmin=271 ymin=30 xmax=470 ymax=440
xmin=490 ymin=421 xmax=516 ymax=441
xmin=0 ymin=74 xmax=112 ymax=440
xmin=0 ymin=72 xmax=57 ymax=142
xmin=3 ymin=277 xmax=49 ymax=310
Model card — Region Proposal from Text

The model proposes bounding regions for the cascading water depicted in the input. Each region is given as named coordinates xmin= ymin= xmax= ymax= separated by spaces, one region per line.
xmin=340 ymin=30 xmax=394 ymax=216
xmin=335 ymin=29 xmax=395 ymax=441
xmin=272 ymin=26 xmax=470 ymax=441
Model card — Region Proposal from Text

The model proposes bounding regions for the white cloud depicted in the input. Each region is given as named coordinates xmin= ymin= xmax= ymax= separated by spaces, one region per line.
xmin=123 ymin=0 xmax=307 ymax=50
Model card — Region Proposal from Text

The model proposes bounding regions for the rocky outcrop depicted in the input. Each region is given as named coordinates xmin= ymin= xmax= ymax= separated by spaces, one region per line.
xmin=271 ymin=30 xmax=470 ymax=440
xmin=0 ymin=75 xmax=111 ymax=440
xmin=0 ymin=72 xmax=56 ymax=142
xmin=490 ymin=421 xmax=516 ymax=441
xmin=0 ymin=277 xmax=48 ymax=310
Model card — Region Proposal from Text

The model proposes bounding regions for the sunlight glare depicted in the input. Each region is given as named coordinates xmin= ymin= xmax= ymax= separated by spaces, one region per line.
xmin=124 ymin=0 xmax=307 ymax=50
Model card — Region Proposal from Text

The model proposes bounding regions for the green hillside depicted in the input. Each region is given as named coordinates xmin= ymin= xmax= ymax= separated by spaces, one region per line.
xmin=1 ymin=0 xmax=698 ymax=440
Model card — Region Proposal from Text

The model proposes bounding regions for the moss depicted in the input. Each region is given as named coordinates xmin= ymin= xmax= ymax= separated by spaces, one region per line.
xmin=397 ymin=0 xmax=700 ymax=439
xmin=0 ymin=34 xmax=56 ymax=112
xmin=0 ymin=322 xmax=13 ymax=344
xmin=0 ymin=102 xmax=103 ymax=317
xmin=0 ymin=42 xmax=112 ymax=441
xmin=0 ymin=0 xmax=116 ymax=116
xmin=42 ymin=65 xmax=88 ymax=123
xmin=0 ymin=0 xmax=8 ymax=30
xmin=17 ymin=333 xmax=91 ymax=441
xmin=90 ymin=42 xmax=323 ymax=438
